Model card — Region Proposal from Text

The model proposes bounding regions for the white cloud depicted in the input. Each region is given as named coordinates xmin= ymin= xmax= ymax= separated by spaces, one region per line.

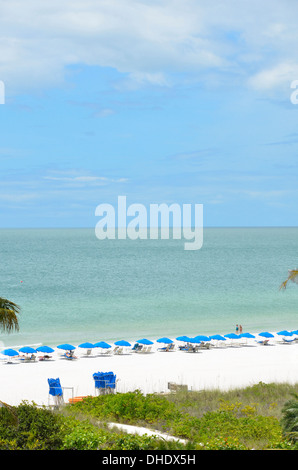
xmin=248 ymin=62 xmax=298 ymax=91
xmin=43 ymin=172 xmax=128 ymax=185
xmin=1 ymin=0 xmax=298 ymax=94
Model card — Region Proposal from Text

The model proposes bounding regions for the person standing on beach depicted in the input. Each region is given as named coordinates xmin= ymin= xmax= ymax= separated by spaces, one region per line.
xmin=236 ymin=324 xmax=239 ymax=333
xmin=239 ymin=325 xmax=243 ymax=334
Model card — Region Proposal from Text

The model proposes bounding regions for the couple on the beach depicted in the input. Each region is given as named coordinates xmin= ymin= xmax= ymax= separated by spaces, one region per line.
xmin=236 ymin=324 xmax=243 ymax=334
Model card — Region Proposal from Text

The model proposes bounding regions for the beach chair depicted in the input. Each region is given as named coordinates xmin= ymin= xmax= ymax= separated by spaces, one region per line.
xmin=26 ymin=354 xmax=36 ymax=362
xmin=282 ymin=338 xmax=296 ymax=344
xmin=83 ymin=349 xmax=92 ymax=357
xmin=198 ymin=342 xmax=211 ymax=350
xmin=256 ymin=339 xmax=269 ymax=346
xmin=39 ymin=354 xmax=52 ymax=361
xmin=63 ymin=351 xmax=78 ymax=360
xmin=99 ymin=348 xmax=112 ymax=356
xmin=158 ymin=343 xmax=175 ymax=352
xmin=19 ymin=354 xmax=36 ymax=363
xmin=158 ymin=344 xmax=170 ymax=352
xmin=132 ymin=343 xmax=143 ymax=352
xmin=48 ymin=378 xmax=64 ymax=406
xmin=113 ymin=346 xmax=123 ymax=355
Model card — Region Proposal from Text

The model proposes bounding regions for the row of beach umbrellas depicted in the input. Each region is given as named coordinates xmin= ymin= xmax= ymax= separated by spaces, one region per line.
xmin=1 ymin=330 xmax=297 ymax=358
xmin=0 ymin=339 xmax=155 ymax=358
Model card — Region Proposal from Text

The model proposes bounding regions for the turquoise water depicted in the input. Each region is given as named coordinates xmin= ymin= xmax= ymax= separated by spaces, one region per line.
xmin=0 ymin=227 xmax=298 ymax=348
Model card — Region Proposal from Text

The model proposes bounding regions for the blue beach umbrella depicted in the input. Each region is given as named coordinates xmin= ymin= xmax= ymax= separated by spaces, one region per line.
xmin=1 ymin=348 xmax=19 ymax=357
xmin=156 ymin=337 xmax=173 ymax=344
xmin=115 ymin=340 xmax=131 ymax=347
xmin=210 ymin=335 xmax=226 ymax=341
xmin=19 ymin=346 xmax=37 ymax=354
xmin=224 ymin=333 xmax=239 ymax=340
xmin=176 ymin=336 xmax=190 ymax=342
xmin=194 ymin=335 xmax=210 ymax=342
xmin=94 ymin=341 xmax=111 ymax=349
xmin=136 ymin=338 xmax=154 ymax=345
xmin=188 ymin=337 xmax=201 ymax=343
xmin=78 ymin=342 xmax=95 ymax=348
xmin=239 ymin=333 xmax=255 ymax=339
xmin=277 ymin=330 xmax=293 ymax=337
xmin=36 ymin=345 xmax=54 ymax=353
xmin=291 ymin=330 xmax=298 ymax=335
xmin=57 ymin=343 xmax=76 ymax=351
xmin=258 ymin=332 xmax=274 ymax=338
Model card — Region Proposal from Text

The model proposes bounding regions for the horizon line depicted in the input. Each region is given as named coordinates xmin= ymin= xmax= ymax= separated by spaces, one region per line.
xmin=0 ymin=225 xmax=297 ymax=230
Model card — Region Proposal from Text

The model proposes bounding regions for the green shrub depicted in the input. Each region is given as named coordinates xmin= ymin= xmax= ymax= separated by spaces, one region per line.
xmin=69 ymin=390 xmax=181 ymax=425
xmin=0 ymin=401 xmax=64 ymax=450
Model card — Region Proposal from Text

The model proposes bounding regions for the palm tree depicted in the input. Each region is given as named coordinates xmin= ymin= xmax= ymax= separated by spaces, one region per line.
xmin=280 ymin=269 xmax=298 ymax=290
xmin=0 ymin=297 xmax=20 ymax=333
xmin=281 ymin=394 xmax=298 ymax=442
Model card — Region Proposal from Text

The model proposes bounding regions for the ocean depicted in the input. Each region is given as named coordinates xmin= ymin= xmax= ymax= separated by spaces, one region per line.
xmin=0 ymin=227 xmax=298 ymax=348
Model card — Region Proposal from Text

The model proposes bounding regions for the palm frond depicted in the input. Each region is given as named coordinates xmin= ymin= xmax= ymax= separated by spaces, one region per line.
xmin=0 ymin=297 xmax=20 ymax=333
xmin=279 ymin=269 xmax=298 ymax=290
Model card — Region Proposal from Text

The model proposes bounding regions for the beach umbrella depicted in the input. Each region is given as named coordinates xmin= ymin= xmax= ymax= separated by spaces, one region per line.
xmin=291 ymin=330 xmax=298 ymax=335
xmin=210 ymin=335 xmax=226 ymax=341
xmin=57 ymin=343 xmax=76 ymax=351
xmin=277 ymin=330 xmax=293 ymax=337
xmin=78 ymin=342 xmax=95 ymax=348
xmin=1 ymin=348 xmax=19 ymax=357
xmin=156 ymin=337 xmax=173 ymax=344
xmin=36 ymin=345 xmax=54 ymax=353
xmin=194 ymin=335 xmax=210 ymax=342
xmin=136 ymin=338 xmax=154 ymax=345
xmin=176 ymin=336 xmax=190 ymax=342
xmin=94 ymin=341 xmax=111 ymax=349
xmin=115 ymin=340 xmax=131 ymax=347
xmin=19 ymin=346 xmax=37 ymax=354
xmin=188 ymin=337 xmax=201 ymax=343
xmin=224 ymin=333 xmax=239 ymax=340
xmin=239 ymin=333 xmax=255 ymax=339
xmin=258 ymin=332 xmax=274 ymax=338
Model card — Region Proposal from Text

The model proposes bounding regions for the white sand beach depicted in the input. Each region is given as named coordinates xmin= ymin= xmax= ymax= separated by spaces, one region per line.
xmin=1 ymin=334 xmax=298 ymax=407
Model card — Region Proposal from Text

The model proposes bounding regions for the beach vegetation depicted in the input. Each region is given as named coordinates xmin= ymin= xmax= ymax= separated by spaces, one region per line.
xmin=0 ymin=383 xmax=298 ymax=450
xmin=65 ymin=383 xmax=298 ymax=450
xmin=0 ymin=297 xmax=20 ymax=333
xmin=0 ymin=401 xmax=64 ymax=450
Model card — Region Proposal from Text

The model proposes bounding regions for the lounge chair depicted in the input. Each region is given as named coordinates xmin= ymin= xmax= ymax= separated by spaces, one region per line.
xmin=83 ymin=349 xmax=92 ymax=357
xmin=256 ymin=339 xmax=269 ymax=346
xmin=281 ymin=338 xmax=296 ymax=344
xmin=19 ymin=354 xmax=36 ymax=362
xmin=158 ymin=345 xmax=170 ymax=352
xmin=186 ymin=344 xmax=199 ymax=352
xmin=158 ymin=343 xmax=175 ymax=352
xmin=99 ymin=348 xmax=112 ymax=356
xmin=63 ymin=351 xmax=77 ymax=360
xmin=113 ymin=346 xmax=123 ymax=355
xmin=198 ymin=342 xmax=211 ymax=350
xmin=38 ymin=354 xmax=52 ymax=361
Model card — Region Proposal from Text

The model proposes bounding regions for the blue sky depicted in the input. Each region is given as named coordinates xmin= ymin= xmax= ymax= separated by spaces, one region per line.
xmin=0 ymin=0 xmax=298 ymax=228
